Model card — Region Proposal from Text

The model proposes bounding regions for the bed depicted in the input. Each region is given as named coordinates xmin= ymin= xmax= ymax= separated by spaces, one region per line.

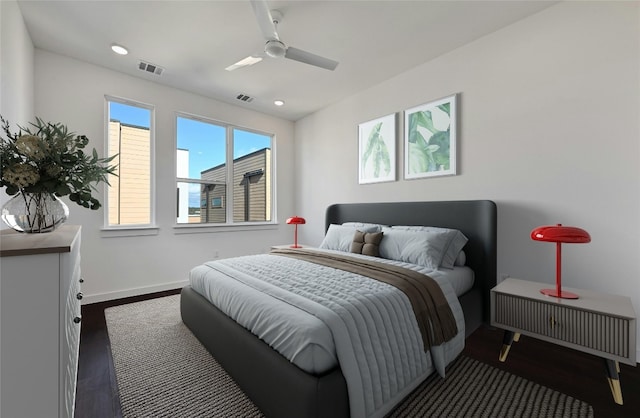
xmin=180 ymin=200 xmax=497 ymax=418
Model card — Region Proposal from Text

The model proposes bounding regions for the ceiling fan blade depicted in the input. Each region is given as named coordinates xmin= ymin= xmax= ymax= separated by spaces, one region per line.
xmin=285 ymin=47 xmax=339 ymax=71
xmin=250 ymin=0 xmax=279 ymax=40
xmin=225 ymin=55 xmax=263 ymax=72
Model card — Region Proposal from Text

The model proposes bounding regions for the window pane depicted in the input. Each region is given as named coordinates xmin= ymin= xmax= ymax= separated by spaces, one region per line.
xmin=232 ymin=129 xmax=272 ymax=222
xmin=176 ymin=181 xmax=225 ymax=224
xmin=107 ymin=101 xmax=152 ymax=226
xmin=176 ymin=116 xmax=226 ymax=224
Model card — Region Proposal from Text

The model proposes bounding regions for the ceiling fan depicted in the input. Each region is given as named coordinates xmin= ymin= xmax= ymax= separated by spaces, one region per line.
xmin=226 ymin=0 xmax=339 ymax=72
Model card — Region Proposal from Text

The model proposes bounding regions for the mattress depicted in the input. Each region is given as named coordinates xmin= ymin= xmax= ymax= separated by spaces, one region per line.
xmin=189 ymin=248 xmax=471 ymax=375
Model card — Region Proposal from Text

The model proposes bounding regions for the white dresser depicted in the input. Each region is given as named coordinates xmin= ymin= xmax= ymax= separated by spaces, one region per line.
xmin=1 ymin=225 xmax=82 ymax=418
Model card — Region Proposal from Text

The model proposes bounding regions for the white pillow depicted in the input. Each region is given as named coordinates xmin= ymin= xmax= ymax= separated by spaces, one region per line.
xmin=341 ymin=222 xmax=385 ymax=232
xmin=391 ymin=226 xmax=468 ymax=269
xmin=379 ymin=228 xmax=449 ymax=270
xmin=319 ymin=224 xmax=377 ymax=252
xmin=454 ymin=250 xmax=466 ymax=267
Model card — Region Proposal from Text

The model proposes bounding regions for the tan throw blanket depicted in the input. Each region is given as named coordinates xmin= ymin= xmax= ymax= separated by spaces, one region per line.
xmin=271 ymin=248 xmax=458 ymax=351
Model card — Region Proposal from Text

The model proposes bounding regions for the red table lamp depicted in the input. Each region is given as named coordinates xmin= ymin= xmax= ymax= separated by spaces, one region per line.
xmin=286 ymin=216 xmax=306 ymax=248
xmin=531 ymin=224 xmax=591 ymax=299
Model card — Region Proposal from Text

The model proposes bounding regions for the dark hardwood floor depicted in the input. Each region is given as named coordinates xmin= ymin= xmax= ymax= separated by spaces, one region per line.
xmin=464 ymin=327 xmax=640 ymax=418
xmin=75 ymin=290 xmax=639 ymax=417
xmin=74 ymin=289 xmax=181 ymax=418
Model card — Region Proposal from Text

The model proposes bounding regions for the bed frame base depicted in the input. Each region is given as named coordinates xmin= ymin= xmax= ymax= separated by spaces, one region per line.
xmin=181 ymin=286 xmax=349 ymax=418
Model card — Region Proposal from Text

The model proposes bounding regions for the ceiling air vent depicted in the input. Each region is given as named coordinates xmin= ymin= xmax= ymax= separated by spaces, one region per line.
xmin=138 ymin=61 xmax=164 ymax=76
xmin=236 ymin=94 xmax=254 ymax=103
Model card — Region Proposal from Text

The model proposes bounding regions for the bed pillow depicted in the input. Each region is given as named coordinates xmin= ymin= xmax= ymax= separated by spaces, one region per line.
xmin=319 ymin=224 xmax=378 ymax=252
xmin=341 ymin=222 xmax=385 ymax=232
xmin=378 ymin=228 xmax=449 ymax=270
xmin=454 ymin=250 xmax=466 ymax=267
xmin=391 ymin=226 xmax=468 ymax=269
xmin=350 ymin=230 xmax=384 ymax=257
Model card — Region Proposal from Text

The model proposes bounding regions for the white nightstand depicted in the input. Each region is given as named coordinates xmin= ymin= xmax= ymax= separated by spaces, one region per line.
xmin=491 ymin=278 xmax=637 ymax=405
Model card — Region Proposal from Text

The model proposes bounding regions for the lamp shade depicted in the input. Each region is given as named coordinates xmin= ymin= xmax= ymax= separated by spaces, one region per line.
xmin=531 ymin=223 xmax=590 ymax=299
xmin=531 ymin=225 xmax=591 ymax=243
xmin=286 ymin=216 xmax=306 ymax=248
xmin=286 ymin=216 xmax=306 ymax=225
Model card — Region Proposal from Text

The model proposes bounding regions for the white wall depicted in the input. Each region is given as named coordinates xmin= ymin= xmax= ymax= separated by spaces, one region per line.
xmin=0 ymin=0 xmax=35 ymax=209
xmin=295 ymin=2 xmax=640 ymax=358
xmin=33 ymin=50 xmax=295 ymax=303
xmin=0 ymin=1 xmax=35 ymax=409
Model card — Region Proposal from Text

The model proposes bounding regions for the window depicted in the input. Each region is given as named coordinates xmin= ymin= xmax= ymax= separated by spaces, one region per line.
xmin=106 ymin=98 xmax=154 ymax=226
xmin=211 ymin=197 xmax=223 ymax=208
xmin=176 ymin=114 xmax=273 ymax=225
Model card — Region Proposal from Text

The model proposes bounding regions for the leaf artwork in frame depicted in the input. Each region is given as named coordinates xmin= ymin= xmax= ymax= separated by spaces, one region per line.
xmin=404 ymin=94 xmax=457 ymax=179
xmin=358 ymin=113 xmax=396 ymax=184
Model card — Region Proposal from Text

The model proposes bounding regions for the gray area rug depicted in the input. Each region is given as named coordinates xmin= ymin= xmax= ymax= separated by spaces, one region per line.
xmin=106 ymin=295 xmax=594 ymax=418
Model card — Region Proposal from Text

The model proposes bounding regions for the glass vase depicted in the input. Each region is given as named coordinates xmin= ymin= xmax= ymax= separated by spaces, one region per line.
xmin=1 ymin=191 xmax=69 ymax=233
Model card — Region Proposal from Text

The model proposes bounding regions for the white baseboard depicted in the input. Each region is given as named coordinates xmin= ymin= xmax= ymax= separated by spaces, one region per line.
xmin=81 ymin=280 xmax=189 ymax=305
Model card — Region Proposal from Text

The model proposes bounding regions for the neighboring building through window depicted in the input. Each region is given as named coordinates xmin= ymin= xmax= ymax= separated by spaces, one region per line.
xmin=106 ymin=98 xmax=153 ymax=226
xmin=176 ymin=115 xmax=273 ymax=225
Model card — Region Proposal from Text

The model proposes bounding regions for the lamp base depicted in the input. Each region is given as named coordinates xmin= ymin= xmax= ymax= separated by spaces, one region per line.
xmin=290 ymin=244 xmax=303 ymax=248
xmin=540 ymin=288 xmax=579 ymax=299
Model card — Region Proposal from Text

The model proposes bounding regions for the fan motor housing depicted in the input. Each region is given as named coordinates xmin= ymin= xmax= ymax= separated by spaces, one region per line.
xmin=265 ymin=40 xmax=287 ymax=58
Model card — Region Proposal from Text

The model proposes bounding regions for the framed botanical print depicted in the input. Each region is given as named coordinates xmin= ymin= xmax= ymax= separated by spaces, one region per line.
xmin=358 ymin=113 xmax=396 ymax=184
xmin=404 ymin=94 xmax=457 ymax=179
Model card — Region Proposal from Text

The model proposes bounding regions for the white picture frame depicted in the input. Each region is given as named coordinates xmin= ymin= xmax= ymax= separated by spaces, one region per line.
xmin=358 ymin=113 xmax=396 ymax=184
xmin=404 ymin=94 xmax=457 ymax=179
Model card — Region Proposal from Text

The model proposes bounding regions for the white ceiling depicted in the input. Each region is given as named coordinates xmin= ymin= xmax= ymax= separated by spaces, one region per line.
xmin=17 ymin=0 xmax=556 ymax=121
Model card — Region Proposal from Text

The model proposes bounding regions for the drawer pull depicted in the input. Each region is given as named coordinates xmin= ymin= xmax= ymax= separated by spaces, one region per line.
xmin=73 ymin=316 xmax=82 ymax=324
xmin=76 ymin=292 xmax=83 ymax=300
xmin=549 ymin=316 xmax=557 ymax=328
xmin=79 ymin=278 xmax=84 ymax=283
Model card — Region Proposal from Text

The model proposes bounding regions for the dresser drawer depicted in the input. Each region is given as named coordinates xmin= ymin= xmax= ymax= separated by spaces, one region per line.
xmin=64 ymin=273 xmax=82 ymax=418
xmin=493 ymin=292 xmax=632 ymax=360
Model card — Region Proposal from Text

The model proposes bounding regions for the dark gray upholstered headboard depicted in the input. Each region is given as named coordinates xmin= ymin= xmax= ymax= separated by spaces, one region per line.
xmin=325 ymin=200 xmax=497 ymax=322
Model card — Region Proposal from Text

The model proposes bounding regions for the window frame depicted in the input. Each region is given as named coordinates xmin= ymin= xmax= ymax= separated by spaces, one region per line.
xmin=102 ymin=95 xmax=157 ymax=234
xmin=174 ymin=111 xmax=276 ymax=230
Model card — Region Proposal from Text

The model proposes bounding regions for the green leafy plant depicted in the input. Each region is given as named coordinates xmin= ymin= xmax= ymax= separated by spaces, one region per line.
xmin=0 ymin=116 xmax=118 ymax=209
xmin=362 ymin=122 xmax=391 ymax=178
xmin=407 ymin=102 xmax=451 ymax=173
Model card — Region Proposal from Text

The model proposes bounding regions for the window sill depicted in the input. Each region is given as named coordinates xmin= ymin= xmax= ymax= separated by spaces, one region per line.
xmin=172 ymin=222 xmax=278 ymax=235
xmin=100 ymin=226 xmax=160 ymax=238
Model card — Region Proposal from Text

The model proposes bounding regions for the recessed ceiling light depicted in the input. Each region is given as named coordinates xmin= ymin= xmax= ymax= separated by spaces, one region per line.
xmin=111 ymin=44 xmax=129 ymax=55
xmin=274 ymin=100 xmax=285 ymax=106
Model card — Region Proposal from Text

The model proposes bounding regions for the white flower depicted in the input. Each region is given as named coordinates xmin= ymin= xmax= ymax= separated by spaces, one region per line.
xmin=2 ymin=163 xmax=40 ymax=187
xmin=15 ymin=135 xmax=46 ymax=160
xmin=45 ymin=163 xmax=62 ymax=178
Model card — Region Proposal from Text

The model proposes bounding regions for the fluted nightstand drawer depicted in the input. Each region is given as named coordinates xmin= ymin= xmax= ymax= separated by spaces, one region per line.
xmin=494 ymin=293 xmax=632 ymax=359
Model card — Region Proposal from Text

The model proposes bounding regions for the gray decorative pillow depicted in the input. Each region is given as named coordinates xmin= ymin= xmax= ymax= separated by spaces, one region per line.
xmin=350 ymin=230 xmax=384 ymax=257
xmin=379 ymin=227 xmax=448 ymax=270
xmin=319 ymin=224 xmax=361 ymax=252
xmin=391 ymin=226 xmax=468 ymax=269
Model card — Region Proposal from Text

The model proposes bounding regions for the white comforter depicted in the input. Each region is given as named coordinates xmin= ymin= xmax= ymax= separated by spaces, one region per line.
xmin=190 ymin=249 xmax=465 ymax=418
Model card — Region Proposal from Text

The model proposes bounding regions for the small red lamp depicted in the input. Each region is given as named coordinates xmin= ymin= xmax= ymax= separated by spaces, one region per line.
xmin=286 ymin=216 xmax=306 ymax=248
xmin=531 ymin=224 xmax=591 ymax=299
